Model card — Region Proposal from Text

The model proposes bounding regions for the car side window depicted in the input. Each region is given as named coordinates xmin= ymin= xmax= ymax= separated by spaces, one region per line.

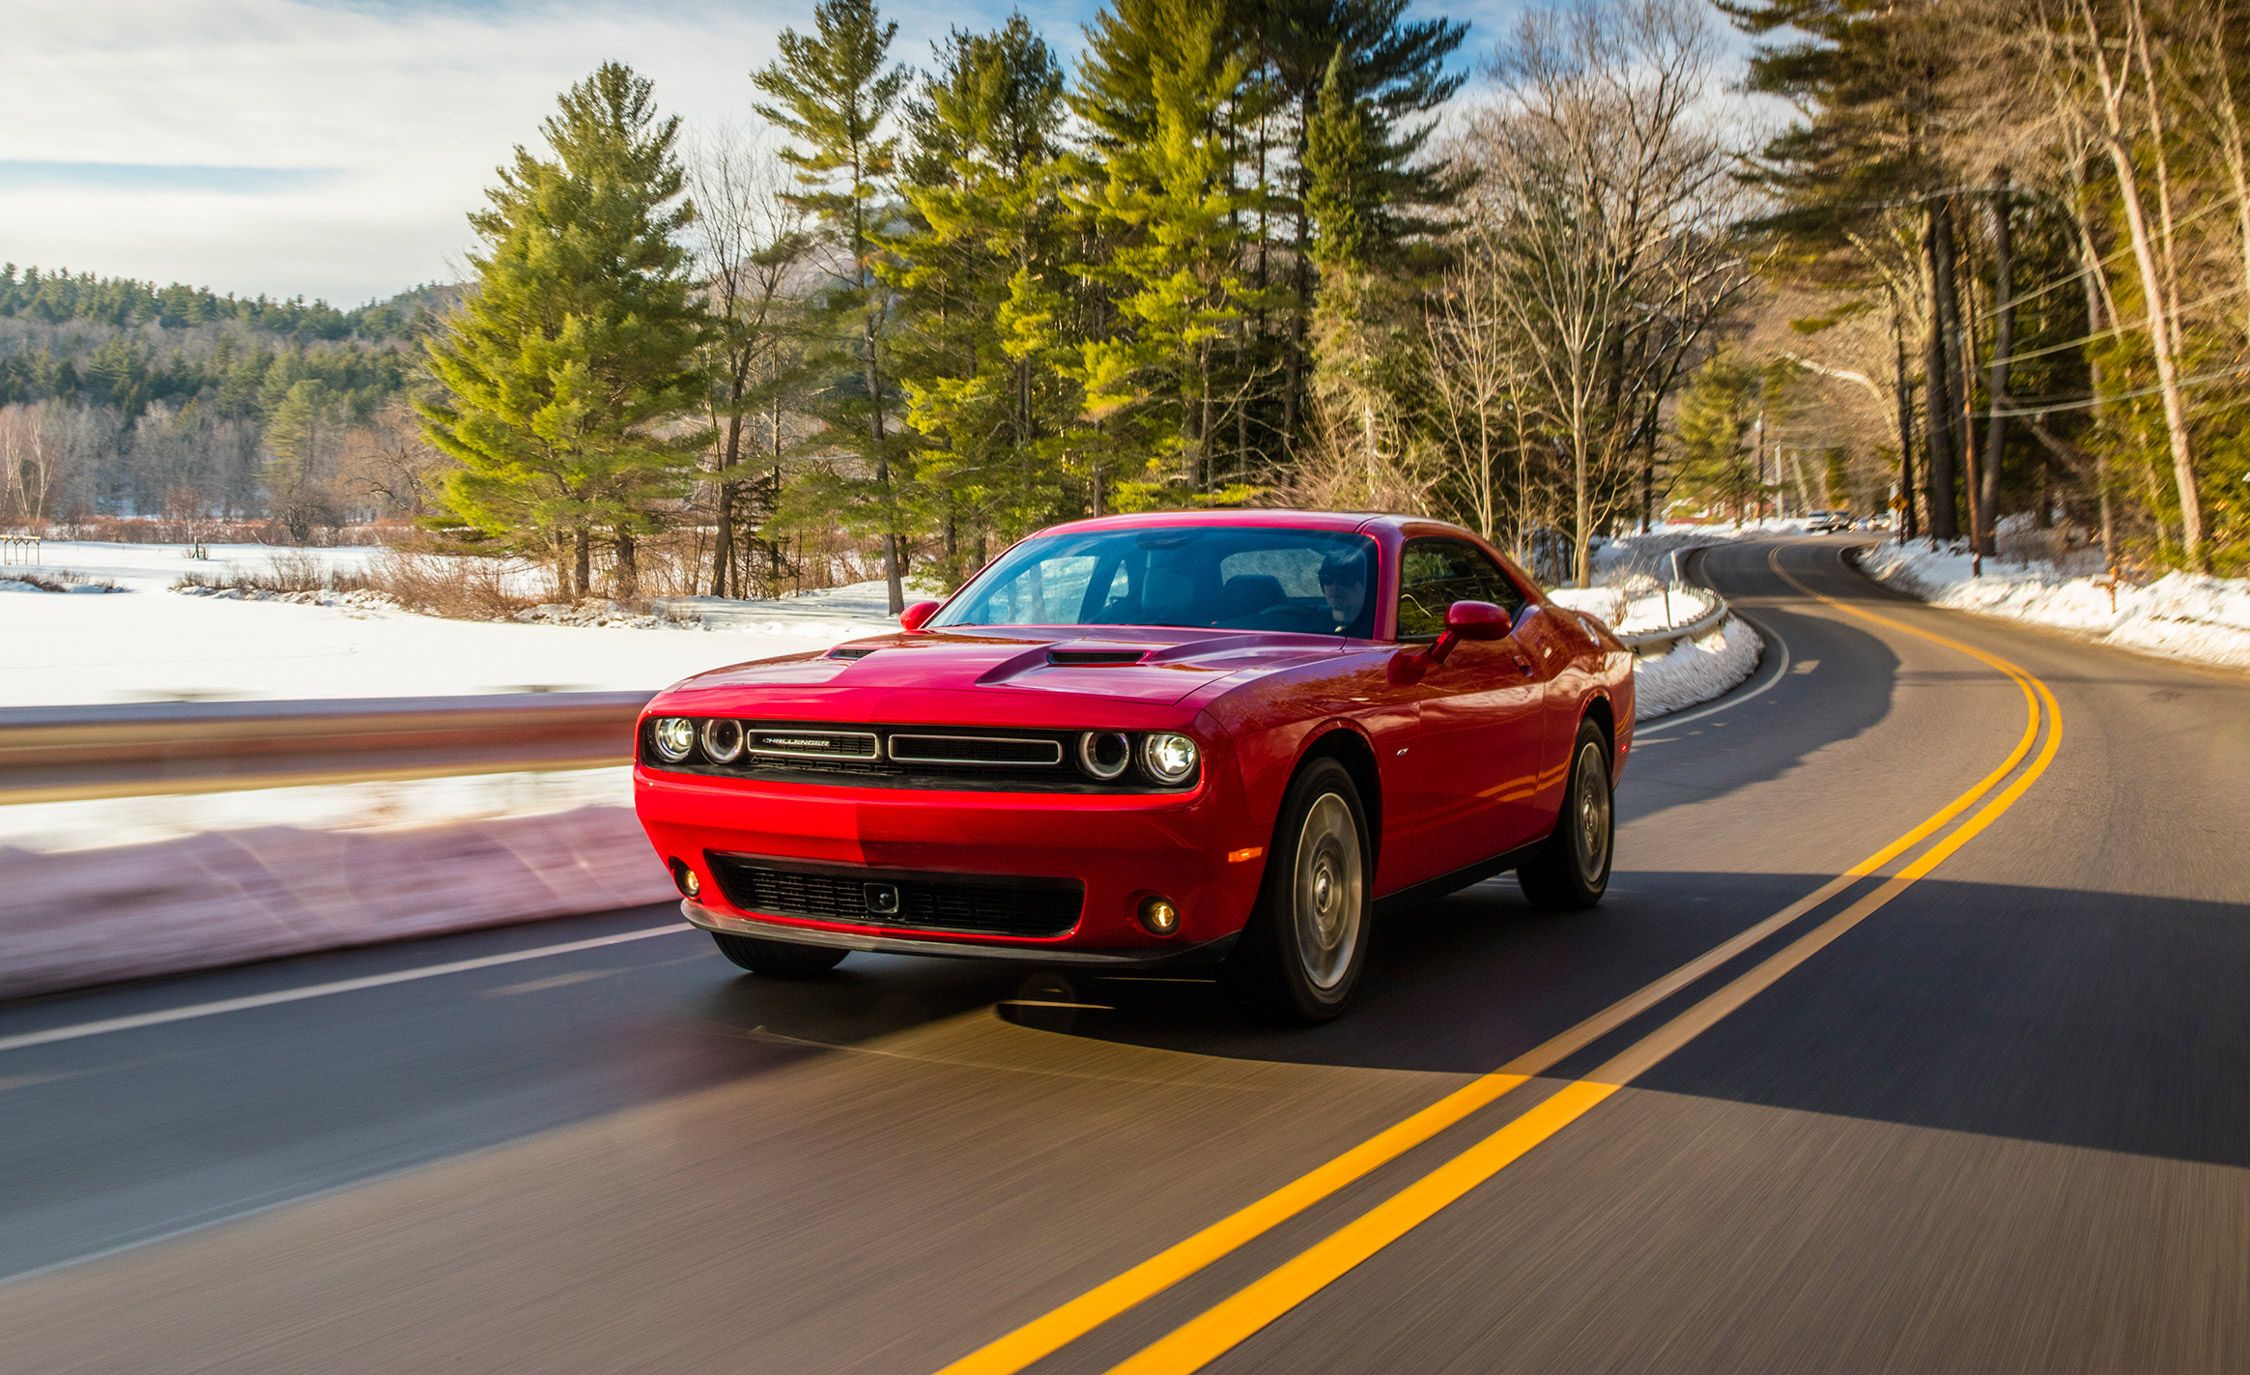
xmin=1395 ymin=539 xmax=1526 ymax=640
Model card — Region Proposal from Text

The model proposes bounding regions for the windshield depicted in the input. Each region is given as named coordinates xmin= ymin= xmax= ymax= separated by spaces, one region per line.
xmin=931 ymin=525 xmax=1380 ymax=638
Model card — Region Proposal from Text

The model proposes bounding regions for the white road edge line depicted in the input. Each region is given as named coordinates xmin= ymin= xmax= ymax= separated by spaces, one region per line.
xmin=1636 ymin=609 xmax=1790 ymax=741
xmin=0 ymin=925 xmax=688 ymax=1056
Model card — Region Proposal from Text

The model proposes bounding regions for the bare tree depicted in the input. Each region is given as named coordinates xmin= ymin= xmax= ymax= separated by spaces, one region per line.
xmin=1458 ymin=0 xmax=1749 ymax=583
xmin=690 ymin=126 xmax=813 ymax=597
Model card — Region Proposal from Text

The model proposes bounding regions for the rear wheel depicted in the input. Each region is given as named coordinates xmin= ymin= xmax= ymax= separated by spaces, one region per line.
xmin=1517 ymin=721 xmax=1613 ymax=911
xmin=1225 ymin=758 xmax=1372 ymax=1023
xmin=710 ymin=932 xmax=849 ymax=978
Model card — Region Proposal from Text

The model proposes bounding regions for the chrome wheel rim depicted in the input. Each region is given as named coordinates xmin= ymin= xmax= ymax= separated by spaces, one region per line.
xmin=1293 ymin=792 xmax=1364 ymax=992
xmin=1573 ymin=742 xmax=1612 ymax=887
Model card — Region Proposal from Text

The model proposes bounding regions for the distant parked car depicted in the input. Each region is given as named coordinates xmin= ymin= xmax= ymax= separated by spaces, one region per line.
xmin=633 ymin=510 xmax=1637 ymax=1021
xmin=1805 ymin=510 xmax=1854 ymax=533
xmin=1860 ymin=514 xmax=1892 ymax=531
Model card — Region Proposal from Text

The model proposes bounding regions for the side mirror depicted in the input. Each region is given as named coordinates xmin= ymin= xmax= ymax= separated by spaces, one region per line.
xmin=899 ymin=600 xmax=941 ymax=632
xmin=1445 ymin=600 xmax=1512 ymax=641
xmin=1419 ymin=600 xmax=1511 ymax=671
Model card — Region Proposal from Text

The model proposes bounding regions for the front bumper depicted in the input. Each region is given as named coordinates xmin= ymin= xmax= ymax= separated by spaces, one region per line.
xmin=682 ymin=899 xmax=1238 ymax=967
xmin=635 ymin=764 xmax=1273 ymax=957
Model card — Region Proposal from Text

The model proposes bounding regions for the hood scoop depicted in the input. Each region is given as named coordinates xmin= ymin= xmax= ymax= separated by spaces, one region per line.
xmin=1045 ymin=647 xmax=1151 ymax=667
xmin=826 ymin=645 xmax=881 ymax=661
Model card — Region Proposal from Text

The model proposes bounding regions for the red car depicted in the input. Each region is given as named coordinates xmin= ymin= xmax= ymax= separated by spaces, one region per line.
xmin=633 ymin=510 xmax=1633 ymax=1020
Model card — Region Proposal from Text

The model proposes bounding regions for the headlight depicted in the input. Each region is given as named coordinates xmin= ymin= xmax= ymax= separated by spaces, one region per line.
xmin=700 ymin=717 xmax=744 ymax=763
xmin=649 ymin=717 xmax=696 ymax=764
xmin=1139 ymin=732 xmax=1199 ymax=785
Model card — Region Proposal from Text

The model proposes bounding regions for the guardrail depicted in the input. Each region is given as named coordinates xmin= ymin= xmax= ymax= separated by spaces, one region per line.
xmin=1604 ymin=545 xmax=1734 ymax=655
xmin=0 ymin=691 xmax=653 ymax=806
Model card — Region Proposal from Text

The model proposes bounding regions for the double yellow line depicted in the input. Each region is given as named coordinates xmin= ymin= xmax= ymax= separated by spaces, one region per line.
xmin=939 ymin=545 xmax=2062 ymax=1375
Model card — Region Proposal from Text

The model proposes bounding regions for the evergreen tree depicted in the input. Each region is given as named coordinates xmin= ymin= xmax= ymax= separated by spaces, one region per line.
xmin=1070 ymin=0 xmax=1271 ymax=509
xmin=1302 ymin=50 xmax=1423 ymax=508
xmin=1674 ymin=351 xmax=1787 ymax=525
xmin=890 ymin=16 xmax=1077 ymax=580
xmin=421 ymin=63 xmax=706 ymax=598
xmin=753 ymin=0 xmax=914 ymax=613
xmin=1231 ymin=0 xmax=1467 ymax=446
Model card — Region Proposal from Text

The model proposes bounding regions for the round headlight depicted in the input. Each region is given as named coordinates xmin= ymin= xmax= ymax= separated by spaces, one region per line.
xmin=1078 ymin=731 xmax=1132 ymax=781
xmin=650 ymin=717 xmax=696 ymax=763
xmin=700 ymin=717 xmax=744 ymax=763
xmin=1139 ymin=732 xmax=1200 ymax=785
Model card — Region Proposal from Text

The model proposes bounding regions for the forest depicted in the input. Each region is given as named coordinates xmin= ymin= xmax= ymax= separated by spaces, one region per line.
xmin=3 ymin=0 xmax=2246 ymax=605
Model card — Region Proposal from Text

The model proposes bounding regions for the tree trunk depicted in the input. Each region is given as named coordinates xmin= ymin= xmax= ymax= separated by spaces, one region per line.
xmin=1921 ymin=204 xmax=1960 ymax=541
xmin=2080 ymin=0 xmax=2205 ymax=567
xmin=572 ymin=527 xmax=591 ymax=600
xmin=1892 ymin=302 xmax=1919 ymax=541
xmin=1982 ymin=170 xmax=2014 ymax=547
xmin=612 ymin=528 xmax=638 ymax=601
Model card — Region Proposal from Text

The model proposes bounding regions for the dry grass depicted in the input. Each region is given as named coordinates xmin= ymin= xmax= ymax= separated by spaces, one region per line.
xmin=360 ymin=550 xmax=549 ymax=620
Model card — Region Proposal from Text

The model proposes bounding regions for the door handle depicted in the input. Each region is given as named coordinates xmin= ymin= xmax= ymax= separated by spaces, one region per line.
xmin=1510 ymin=652 xmax=1535 ymax=677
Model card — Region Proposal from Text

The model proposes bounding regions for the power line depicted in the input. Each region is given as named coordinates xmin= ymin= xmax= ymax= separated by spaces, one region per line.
xmin=1988 ymin=281 xmax=2250 ymax=369
xmin=1972 ymin=358 xmax=2250 ymax=418
xmin=1983 ymin=195 xmax=2236 ymax=318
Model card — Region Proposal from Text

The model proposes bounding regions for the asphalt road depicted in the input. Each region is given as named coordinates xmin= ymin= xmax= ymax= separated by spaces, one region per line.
xmin=2 ymin=538 xmax=2246 ymax=1373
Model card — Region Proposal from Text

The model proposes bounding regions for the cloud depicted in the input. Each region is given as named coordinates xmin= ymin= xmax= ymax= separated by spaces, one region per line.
xmin=0 ymin=0 xmax=1029 ymax=303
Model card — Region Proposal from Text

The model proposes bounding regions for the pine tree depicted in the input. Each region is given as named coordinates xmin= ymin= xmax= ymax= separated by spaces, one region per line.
xmin=889 ymin=16 xmax=1077 ymax=579
xmin=421 ymin=63 xmax=706 ymax=599
xmin=753 ymin=0 xmax=913 ymax=613
xmin=1071 ymin=0 xmax=1271 ymax=509
xmin=1230 ymin=0 xmax=1467 ymax=448
xmin=1675 ymin=351 xmax=1787 ymax=525
xmin=1302 ymin=49 xmax=1422 ymax=509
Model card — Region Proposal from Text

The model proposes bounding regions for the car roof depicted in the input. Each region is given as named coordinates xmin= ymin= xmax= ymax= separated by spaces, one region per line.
xmin=1036 ymin=508 xmax=1449 ymax=538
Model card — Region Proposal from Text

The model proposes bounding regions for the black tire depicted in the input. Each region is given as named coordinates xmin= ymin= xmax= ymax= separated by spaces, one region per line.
xmin=1224 ymin=758 xmax=1373 ymax=1023
xmin=710 ymin=932 xmax=849 ymax=978
xmin=1517 ymin=720 xmax=1614 ymax=911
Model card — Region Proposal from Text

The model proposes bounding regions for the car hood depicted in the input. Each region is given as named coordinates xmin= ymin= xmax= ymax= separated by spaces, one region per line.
xmin=658 ymin=627 xmax=1347 ymax=710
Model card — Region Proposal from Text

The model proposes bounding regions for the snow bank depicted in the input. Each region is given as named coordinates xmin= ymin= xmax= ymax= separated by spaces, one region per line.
xmin=1631 ymin=617 xmax=1763 ymax=719
xmin=1552 ymin=529 xmax=1770 ymax=720
xmin=0 ymin=793 xmax=674 ymax=1001
xmin=1547 ymin=574 xmax=1717 ymax=636
xmin=1856 ymin=541 xmax=2250 ymax=671
xmin=1 ymin=540 xmax=899 ymax=706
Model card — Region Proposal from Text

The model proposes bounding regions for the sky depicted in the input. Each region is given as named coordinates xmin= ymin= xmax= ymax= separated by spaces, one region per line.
xmin=0 ymin=0 xmax=1538 ymax=307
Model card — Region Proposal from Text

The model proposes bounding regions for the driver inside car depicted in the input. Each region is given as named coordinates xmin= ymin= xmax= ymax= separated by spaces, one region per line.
xmin=1319 ymin=548 xmax=1371 ymax=636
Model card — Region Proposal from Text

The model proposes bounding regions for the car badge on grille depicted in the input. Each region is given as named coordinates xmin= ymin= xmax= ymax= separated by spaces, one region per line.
xmin=863 ymin=882 xmax=902 ymax=917
xmin=766 ymin=736 xmax=836 ymax=750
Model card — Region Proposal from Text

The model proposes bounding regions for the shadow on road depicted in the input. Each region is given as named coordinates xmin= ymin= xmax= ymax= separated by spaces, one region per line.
xmin=990 ymin=871 xmax=2250 ymax=1170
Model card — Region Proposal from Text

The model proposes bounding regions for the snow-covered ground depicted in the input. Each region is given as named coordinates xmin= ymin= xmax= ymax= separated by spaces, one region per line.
xmin=1856 ymin=541 xmax=2250 ymax=671
xmin=1547 ymin=525 xmax=1781 ymax=719
xmin=1 ymin=541 xmax=897 ymax=705
xmin=1629 ymin=616 xmax=1763 ymax=718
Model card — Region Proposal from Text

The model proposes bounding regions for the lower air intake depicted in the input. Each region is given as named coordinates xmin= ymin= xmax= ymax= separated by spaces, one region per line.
xmin=706 ymin=855 xmax=1083 ymax=938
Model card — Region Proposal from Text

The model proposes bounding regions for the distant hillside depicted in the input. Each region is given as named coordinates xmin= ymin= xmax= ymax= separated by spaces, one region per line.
xmin=0 ymin=266 xmax=463 ymax=525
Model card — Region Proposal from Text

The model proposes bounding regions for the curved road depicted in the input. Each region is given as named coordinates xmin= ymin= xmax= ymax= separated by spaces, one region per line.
xmin=2 ymin=540 xmax=2246 ymax=1372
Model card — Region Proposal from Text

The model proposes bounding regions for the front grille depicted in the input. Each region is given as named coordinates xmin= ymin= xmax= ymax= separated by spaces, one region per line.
xmin=707 ymin=855 xmax=1082 ymax=938
xmin=642 ymin=719 xmax=1195 ymax=793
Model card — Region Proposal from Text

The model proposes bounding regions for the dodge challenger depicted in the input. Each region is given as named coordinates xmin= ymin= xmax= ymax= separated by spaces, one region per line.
xmin=633 ymin=510 xmax=1634 ymax=1020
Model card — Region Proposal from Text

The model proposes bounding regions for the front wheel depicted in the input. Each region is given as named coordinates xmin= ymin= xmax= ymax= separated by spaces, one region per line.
xmin=1517 ymin=721 xmax=1614 ymax=911
xmin=1225 ymin=758 xmax=1372 ymax=1023
xmin=710 ymin=931 xmax=849 ymax=978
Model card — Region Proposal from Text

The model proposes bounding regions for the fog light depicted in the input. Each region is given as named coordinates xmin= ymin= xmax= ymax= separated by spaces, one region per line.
xmin=1139 ymin=896 xmax=1180 ymax=936
xmin=668 ymin=859 xmax=700 ymax=898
